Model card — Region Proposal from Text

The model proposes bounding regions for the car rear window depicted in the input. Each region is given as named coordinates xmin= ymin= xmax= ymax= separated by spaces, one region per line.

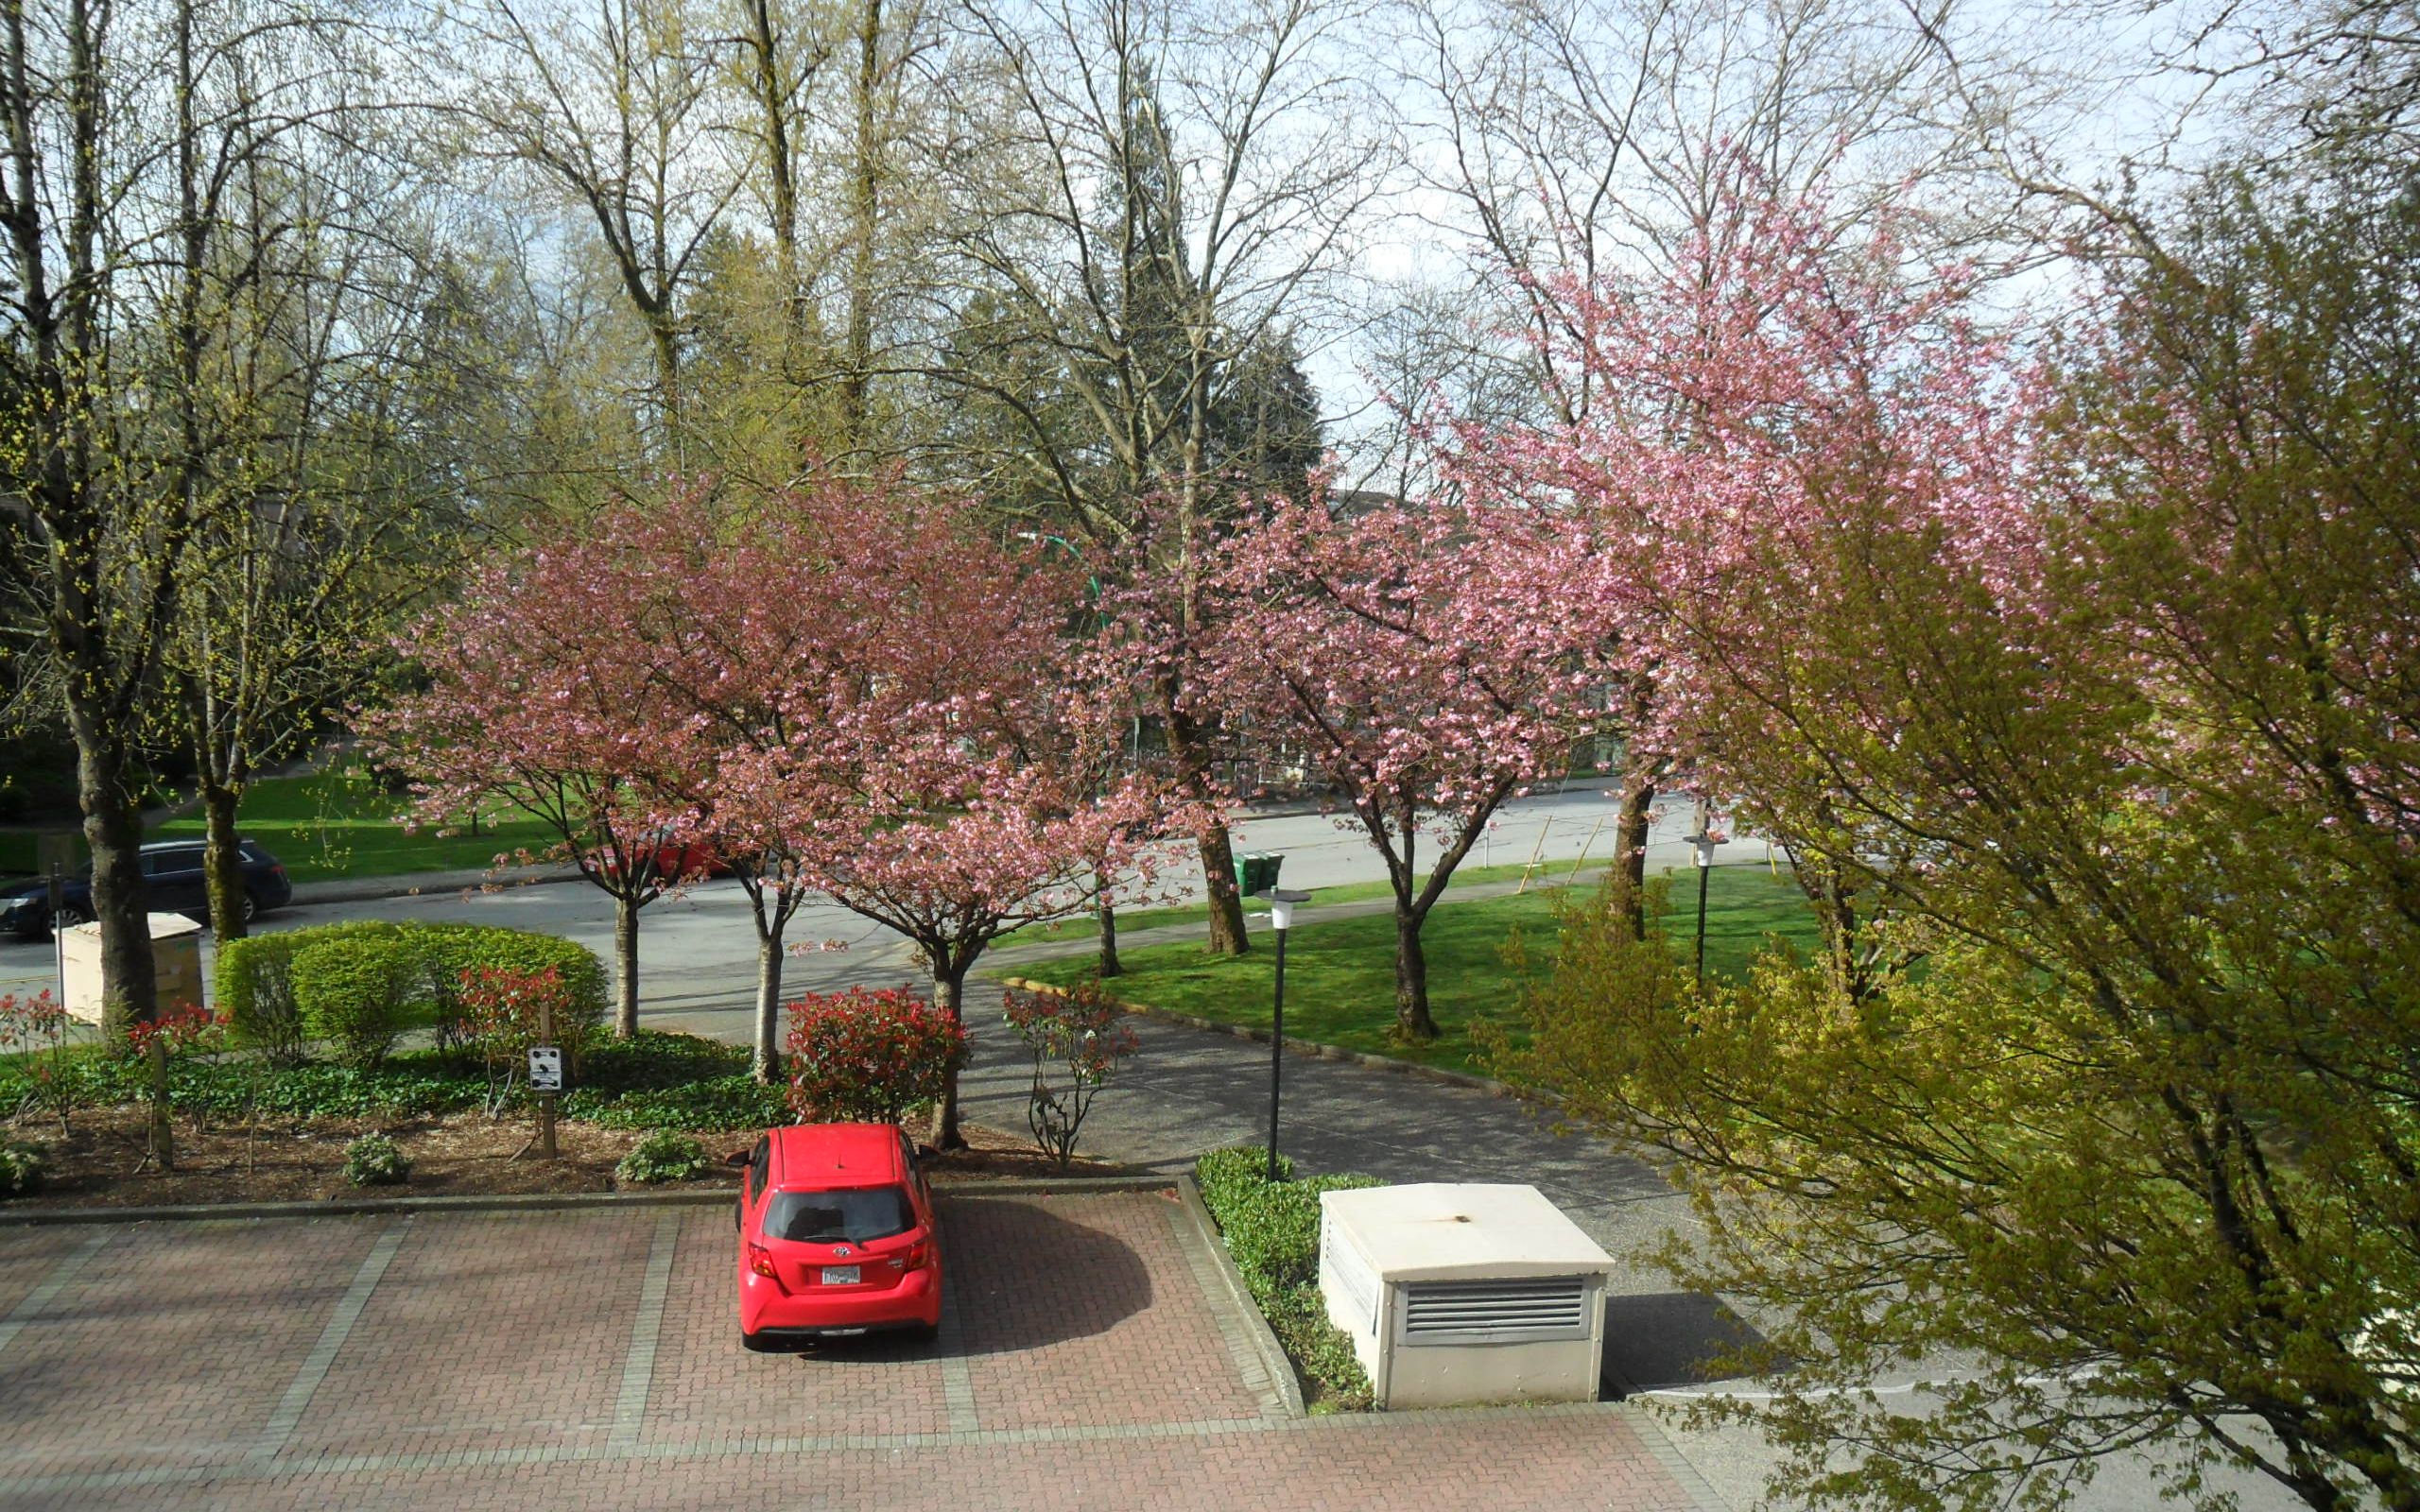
xmin=763 ymin=1186 xmax=914 ymax=1245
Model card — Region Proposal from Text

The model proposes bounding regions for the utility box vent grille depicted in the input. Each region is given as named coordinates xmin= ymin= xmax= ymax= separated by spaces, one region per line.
xmin=1401 ymin=1278 xmax=1590 ymax=1344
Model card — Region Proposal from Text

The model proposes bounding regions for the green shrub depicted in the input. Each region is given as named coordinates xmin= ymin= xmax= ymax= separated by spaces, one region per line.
xmin=0 ymin=1139 xmax=43 ymax=1197
xmin=1195 ymin=1145 xmax=1292 ymax=1226
xmin=615 ymin=1129 xmax=711 ymax=1184
xmin=1192 ymin=1150 xmax=1386 ymax=1411
xmin=1223 ymin=1173 xmax=1389 ymax=1298
xmin=341 ymin=1133 xmax=410 ymax=1186
xmin=218 ymin=922 xmax=401 ymax=1063
xmin=409 ymin=924 xmax=607 ymax=1053
xmin=563 ymin=1074 xmax=788 ymax=1132
xmin=578 ymin=1030 xmax=749 ymax=1093
xmin=1262 ymin=1283 xmax=1375 ymax=1412
xmin=291 ymin=934 xmax=427 ymax=1067
xmin=218 ymin=921 xmax=606 ymax=1067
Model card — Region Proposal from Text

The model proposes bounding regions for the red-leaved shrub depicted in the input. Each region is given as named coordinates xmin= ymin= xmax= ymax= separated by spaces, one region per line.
xmin=784 ymin=986 xmax=966 ymax=1125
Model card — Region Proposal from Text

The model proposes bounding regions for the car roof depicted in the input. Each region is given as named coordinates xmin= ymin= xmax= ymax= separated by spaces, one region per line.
xmin=769 ymin=1124 xmax=905 ymax=1189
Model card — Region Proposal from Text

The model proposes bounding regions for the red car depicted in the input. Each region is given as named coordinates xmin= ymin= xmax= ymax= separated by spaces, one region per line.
xmin=593 ymin=833 xmax=729 ymax=884
xmin=735 ymin=1124 xmax=942 ymax=1350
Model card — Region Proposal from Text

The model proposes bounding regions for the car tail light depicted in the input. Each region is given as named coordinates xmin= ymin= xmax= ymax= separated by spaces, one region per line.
xmin=747 ymin=1243 xmax=777 ymax=1279
xmin=895 ymin=1238 xmax=932 ymax=1272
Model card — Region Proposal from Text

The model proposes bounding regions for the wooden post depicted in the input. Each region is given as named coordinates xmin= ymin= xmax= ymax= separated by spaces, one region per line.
xmin=536 ymin=993 xmax=559 ymax=1161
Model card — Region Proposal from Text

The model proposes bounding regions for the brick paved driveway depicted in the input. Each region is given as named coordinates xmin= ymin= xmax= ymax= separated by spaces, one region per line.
xmin=0 ymin=1192 xmax=1717 ymax=1510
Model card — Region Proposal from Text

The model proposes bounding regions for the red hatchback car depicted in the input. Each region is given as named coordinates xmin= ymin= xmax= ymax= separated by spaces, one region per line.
xmin=735 ymin=1124 xmax=942 ymax=1350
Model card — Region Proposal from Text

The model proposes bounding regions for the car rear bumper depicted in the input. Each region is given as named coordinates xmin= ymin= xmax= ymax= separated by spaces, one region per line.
xmin=739 ymin=1264 xmax=942 ymax=1335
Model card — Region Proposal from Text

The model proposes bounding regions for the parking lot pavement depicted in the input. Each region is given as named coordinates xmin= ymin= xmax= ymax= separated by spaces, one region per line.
xmin=0 ymin=1194 xmax=1719 ymax=1511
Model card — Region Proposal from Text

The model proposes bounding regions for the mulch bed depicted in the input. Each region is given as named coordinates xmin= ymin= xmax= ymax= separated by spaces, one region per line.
xmin=2 ymin=1108 xmax=1133 ymax=1211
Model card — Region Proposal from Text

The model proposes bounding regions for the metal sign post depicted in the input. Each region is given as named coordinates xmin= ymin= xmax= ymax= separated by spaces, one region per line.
xmin=529 ymin=994 xmax=562 ymax=1160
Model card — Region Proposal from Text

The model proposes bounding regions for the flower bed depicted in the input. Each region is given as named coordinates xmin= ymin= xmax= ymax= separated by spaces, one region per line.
xmin=1193 ymin=1147 xmax=1387 ymax=1412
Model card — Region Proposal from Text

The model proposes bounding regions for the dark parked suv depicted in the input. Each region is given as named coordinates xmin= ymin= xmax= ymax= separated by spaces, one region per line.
xmin=0 ymin=839 xmax=292 ymax=939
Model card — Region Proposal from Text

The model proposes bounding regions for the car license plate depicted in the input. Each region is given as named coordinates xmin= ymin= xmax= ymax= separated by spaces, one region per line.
xmin=821 ymin=1265 xmax=860 ymax=1286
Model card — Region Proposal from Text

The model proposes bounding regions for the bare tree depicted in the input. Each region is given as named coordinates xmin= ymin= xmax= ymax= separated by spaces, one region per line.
xmin=448 ymin=0 xmax=744 ymax=455
xmin=942 ymin=0 xmax=1394 ymax=954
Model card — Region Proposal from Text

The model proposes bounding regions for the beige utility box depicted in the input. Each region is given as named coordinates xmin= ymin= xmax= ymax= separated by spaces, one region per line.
xmin=1320 ymin=1182 xmax=1614 ymax=1410
xmin=59 ymin=914 xmax=207 ymax=1024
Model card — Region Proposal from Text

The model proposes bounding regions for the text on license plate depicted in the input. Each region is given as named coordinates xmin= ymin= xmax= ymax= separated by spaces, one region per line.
xmin=821 ymin=1265 xmax=860 ymax=1285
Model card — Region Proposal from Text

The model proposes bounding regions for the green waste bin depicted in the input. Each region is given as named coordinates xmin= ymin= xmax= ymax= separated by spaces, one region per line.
xmin=1233 ymin=851 xmax=1283 ymax=898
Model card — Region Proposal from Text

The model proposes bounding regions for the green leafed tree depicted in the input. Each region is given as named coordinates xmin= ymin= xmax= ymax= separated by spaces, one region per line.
xmin=1502 ymin=161 xmax=2420 ymax=1510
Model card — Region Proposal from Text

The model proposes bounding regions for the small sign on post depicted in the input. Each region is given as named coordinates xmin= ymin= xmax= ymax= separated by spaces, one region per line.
xmin=529 ymin=1026 xmax=562 ymax=1160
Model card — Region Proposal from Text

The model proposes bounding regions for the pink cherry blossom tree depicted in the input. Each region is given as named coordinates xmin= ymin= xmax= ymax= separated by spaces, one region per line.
xmin=362 ymin=491 xmax=721 ymax=1037
xmin=1192 ymin=489 xmax=1626 ymax=1040
xmin=573 ymin=476 xmax=1175 ymax=1125
xmin=766 ymin=494 xmax=1169 ymax=1147
xmin=1447 ymin=182 xmax=2040 ymax=968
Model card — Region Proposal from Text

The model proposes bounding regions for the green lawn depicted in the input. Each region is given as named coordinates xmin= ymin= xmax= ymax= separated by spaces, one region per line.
xmin=999 ymin=864 xmax=1821 ymax=1079
xmin=1020 ymin=852 xmax=1633 ymax=946
xmin=0 ymin=766 xmax=562 ymax=884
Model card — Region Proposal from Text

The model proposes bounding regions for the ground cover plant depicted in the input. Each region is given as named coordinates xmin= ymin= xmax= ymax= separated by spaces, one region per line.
xmin=1193 ymin=1147 xmax=1385 ymax=1412
xmin=1008 ymin=865 xmax=1816 ymax=1077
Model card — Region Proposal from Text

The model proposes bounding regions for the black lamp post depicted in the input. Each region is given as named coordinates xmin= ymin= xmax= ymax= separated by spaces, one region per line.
xmin=1259 ymin=887 xmax=1311 ymax=1183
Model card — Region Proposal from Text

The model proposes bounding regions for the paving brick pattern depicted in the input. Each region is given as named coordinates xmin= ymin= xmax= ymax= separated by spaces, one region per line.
xmin=283 ymin=1211 xmax=653 ymax=1461
xmin=645 ymin=1204 xmax=952 ymax=1445
xmin=0 ymin=1219 xmax=383 ymax=1480
xmin=948 ymin=1192 xmax=1268 ymax=1432
xmin=0 ymin=1196 xmax=1719 ymax=1511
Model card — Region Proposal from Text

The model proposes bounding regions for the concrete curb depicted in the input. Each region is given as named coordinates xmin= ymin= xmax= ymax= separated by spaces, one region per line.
xmin=0 ymin=1171 xmax=1185 ymax=1228
xmin=290 ymin=868 xmax=585 ymax=907
xmin=0 ymin=1187 xmax=736 ymax=1227
xmin=995 ymin=975 xmax=1544 ymax=1105
xmin=1168 ymin=1173 xmax=1307 ymax=1418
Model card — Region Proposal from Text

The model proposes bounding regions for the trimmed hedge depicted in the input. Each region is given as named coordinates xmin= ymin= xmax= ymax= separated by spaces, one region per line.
xmin=1193 ymin=1147 xmax=1384 ymax=1412
xmin=1221 ymin=1171 xmax=1390 ymax=1297
xmin=219 ymin=922 xmax=607 ymax=1065
xmin=292 ymin=932 xmax=427 ymax=1066
xmin=5 ymin=1035 xmax=773 ymax=1127
xmin=1196 ymin=1145 xmax=1294 ymax=1220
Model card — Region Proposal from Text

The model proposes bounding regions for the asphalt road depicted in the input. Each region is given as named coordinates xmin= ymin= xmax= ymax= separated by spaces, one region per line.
xmin=0 ymin=788 xmax=1753 ymax=1019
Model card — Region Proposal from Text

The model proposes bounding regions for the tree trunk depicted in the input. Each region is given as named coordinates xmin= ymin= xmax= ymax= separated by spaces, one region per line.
xmin=1615 ymin=768 xmax=1655 ymax=936
xmin=1394 ymin=902 xmax=1439 ymax=1041
xmin=1197 ymin=819 xmax=1250 ymax=956
xmin=76 ymin=736 xmax=155 ymax=1042
xmin=200 ymin=775 xmax=248 ymax=941
xmin=752 ymin=930 xmax=783 ymax=1083
xmin=842 ymin=0 xmax=881 ymax=443
xmin=927 ymin=966 xmax=966 ymax=1149
xmin=1097 ymin=896 xmax=1122 ymax=978
xmin=613 ymin=894 xmax=641 ymax=1037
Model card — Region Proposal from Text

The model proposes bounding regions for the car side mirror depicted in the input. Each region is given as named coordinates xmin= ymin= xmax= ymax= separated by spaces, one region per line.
xmin=722 ymin=1149 xmax=751 ymax=1170
xmin=914 ymin=1143 xmax=938 ymax=1162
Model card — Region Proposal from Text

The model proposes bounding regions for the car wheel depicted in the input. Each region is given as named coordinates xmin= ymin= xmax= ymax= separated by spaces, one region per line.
xmin=52 ymin=900 xmax=93 ymax=933
xmin=240 ymin=891 xmax=259 ymax=925
xmin=908 ymin=1319 xmax=940 ymax=1346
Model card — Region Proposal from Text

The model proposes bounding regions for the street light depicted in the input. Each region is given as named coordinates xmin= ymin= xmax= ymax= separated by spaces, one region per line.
xmin=1258 ymin=886 xmax=1311 ymax=1183
xmin=1685 ymin=797 xmax=1719 ymax=987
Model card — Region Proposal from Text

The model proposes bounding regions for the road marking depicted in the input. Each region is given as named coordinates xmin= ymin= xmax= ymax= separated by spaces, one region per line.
xmin=612 ymin=1211 xmax=682 ymax=1450
xmin=937 ymin=1258 xmax=981 ymax=1434
xmin=0 ymin=1230 xmax=107 ymax=1359
xmin=250 ymin=1222 xmax=407 ymax=1464
xmin=0 ymin=1401 xmax=1652 ymax=1499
